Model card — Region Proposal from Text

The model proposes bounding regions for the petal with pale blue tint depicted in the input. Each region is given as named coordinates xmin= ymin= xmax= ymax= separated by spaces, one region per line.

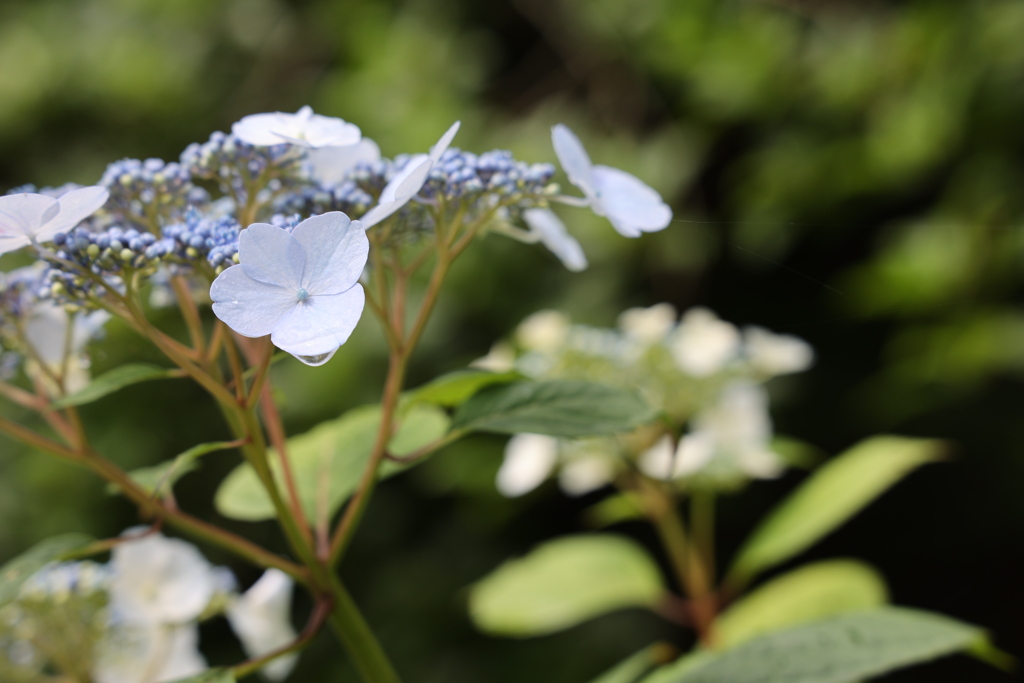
xmin=290 ymin=212 xmax=368 ymax=294
xmin=232 ymin=112 xmax=296 ymax=145
xmin=429 ymin=121 xmax=461 ymax=164
xmin=211 ymin=266 xmax=298 ymax=338
xmin=238 ymin=223 xmax=305 ymax=288
xmin=591 ymin=165 xmax=672 ymax=237
xmin=270 ymin=285 xmax=365 ymax=365
xmin=0 ymin=194 xmax=60 ymax=237
xmin=551 ymin=124 xmax=595 ymax=194
xmin=523 ymin=208 xmax=587 ymax=272
xmin=298 ymin=113 xmax=361 ymax=148
xmin=361 ymin=121 xmax=461 ymax=229
xmin=45 ymin=186 xmax=110 ymax=236
xmin=308 ymin=138 xmax=381 ymax=186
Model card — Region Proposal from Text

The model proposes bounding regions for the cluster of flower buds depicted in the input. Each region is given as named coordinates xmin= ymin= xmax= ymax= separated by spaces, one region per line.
xmin=156 ymin=210 xmax=242 ymax=272
xmin=181 ymin=131 xmax=306 ymax=207
xmin=100 ymin=158 xmax=206 ymax=230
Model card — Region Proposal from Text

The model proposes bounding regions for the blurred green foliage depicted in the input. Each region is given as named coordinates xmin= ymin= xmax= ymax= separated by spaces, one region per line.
xmin=0 ymin=0 xmax=1022 ymax=681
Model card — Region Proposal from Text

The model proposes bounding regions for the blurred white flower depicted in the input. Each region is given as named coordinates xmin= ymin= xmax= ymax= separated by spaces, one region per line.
xmin=522 ymin=208 xmax=588 ymax=272
xmin=307 ymin=138 xmax=381 ymax=186
xmin=558 ymin=453 xmax=615 ymax=496
xmin=669 ymin=307 xmax=740 ymax=377
xmin=23 ymin=302 xmax=110 ymax=394
xmin=618 ymin=303 xmax=677 ymax=345
xmin=108 ymin=532 xmax=218 ymax=626
xmin=93 ymin=623 xmax=206 ymax=683
xmin=210 ymin=212 xmax=368 ymax=367
xmin=640 ymin=383 xmax=783 ymax=482
xmin=0 ymin=187 xmax=109 ymax=255
xmin=496 ymin=433 xmax=559 ymax=497
xmin=744 ymin=326 xmax=814 ymax=376
xmin=360 ymin=122 xmax=460 ymax=228
xmin=226 ymin=570 xmax=299 ymax=682
xmin=471 ymin=342 xmax=516 ymax=373
xmin=232 ymin=106 xmax=361 ymax=149
xmin=551 ymin=124 xmax=672 ymax=238
xmin=515 ymin=310 xmax=571 ymax=354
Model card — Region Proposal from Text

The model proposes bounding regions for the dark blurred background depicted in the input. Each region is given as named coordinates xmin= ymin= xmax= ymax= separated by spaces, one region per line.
xmin=0 ymin=0 xmax=1021 ymax=680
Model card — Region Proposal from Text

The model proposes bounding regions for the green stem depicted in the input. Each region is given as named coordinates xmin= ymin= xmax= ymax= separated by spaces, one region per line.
xmin=327 ymin=575 xmax=402 ymax=683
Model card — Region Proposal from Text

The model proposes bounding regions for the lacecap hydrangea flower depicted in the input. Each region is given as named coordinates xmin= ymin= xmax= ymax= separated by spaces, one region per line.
xmin=551 ymin=124 xmax=672 ymax=238
xmin=0 ymin=186 xmax=109 ymax=255
xmin=210 ymin=211 xmax=368 ymax=366
xmin=226 ymin=569 xmax=299 ymax=682
xmin=232 ymin=105 xmax=361 ymax=149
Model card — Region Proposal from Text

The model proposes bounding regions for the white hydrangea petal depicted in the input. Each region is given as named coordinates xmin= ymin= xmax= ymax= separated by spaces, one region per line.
xmin=738 ymin=447 xmax=785 ymax=479
xmin=23 ymin=302 xmax=73 ymax=364
xmin=308 ymin=138 xmax=381 ymax=186
xmin=591 ymin=165 xmax=672 ymax=236
xmin=360 ymin=122 xmax=460 ymax=229
xmin=558 ymin=454 xmax=614 ymax=496
xmin=232 ymin=112 xmax=297 ymax=146
xmin=211 ymin=266 xmax=298 ymax=338
xmin=109 ymin=533 xmax=216 ymax=625
xmin=0 ymin=193 xmax=60 ymax=238
xmin=673 ymin=431 xmax=716 ymax=477
xmin=270 ymin=285 xmax=365 ymax=365
xmin=43 ymin=185 xmax=110 ymax=236
xmin=515 ymin=310 xmax=570 ymax=353
xmin=0 ymin=234 xmax=31 ymax=255
xmin=226 ymin=569 xmax=298 ymax=682
xmin=523 ymin=208 xmax=588 ymax=272
xmin=237 ymin=222 xmax=306 ymax=288
xmin=744 ymin=326 xmax=815 ymax=376
xmin=618 ymin=303 xmax=677 ymax=345
xmin=290 ymin=212 xmax=369 ymax=294
xmin=638 ymin=435 xmax=678 ymax=480
xmin=298 ymin=113 xmax=361 ymax=148
xmin=670 ymin=307 xmax=741 ymax=377
xmin=93 ymin=623 xmax=207 ymax=683
xmin=551 ymin=124 xmax=595 ymax=194
xmin=496 ymin=433 xmax=559 ymax=497
xmin=429 ymin=120 xmax=461 ymax=164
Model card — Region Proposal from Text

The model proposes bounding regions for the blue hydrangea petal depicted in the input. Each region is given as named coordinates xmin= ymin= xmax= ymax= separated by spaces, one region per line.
xmin=523 ymin=208 xmax=588 ymax=272
xmin=0 ymin=193 xmax=60 ymax=236
xmin=551 ymin=124 xmax=595 ymax=195
xmin=591 ymin=165 xmax=672 ymax=237
xmin=44 ymin=186 xmax=110 ymax=237
xmin=237 ymin=223 xmax=305 ymax=288
xmin=290 ymin=212 xmax=368 ymax=295
xmin=270 ymin=285 xmax=365 ymax=365
xmin=210 ymin=265 xmax=297 ymax=338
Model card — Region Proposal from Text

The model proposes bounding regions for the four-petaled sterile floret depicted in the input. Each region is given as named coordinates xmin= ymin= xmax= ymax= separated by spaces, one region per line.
xmin=210 ymin=211 xmax=369 ymax=366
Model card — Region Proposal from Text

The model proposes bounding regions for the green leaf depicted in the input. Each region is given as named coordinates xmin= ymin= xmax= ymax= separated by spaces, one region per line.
xmin=583 ymin=493 xmax=645 ymax=528
xmin=50 ymin=364 xmax=179 ymax=409
xmin=587 ymin=643 xmax=676 ymax=683
xmin=409 ymin=369 xmax=522 ymax=407
xmin=728 ymin=436 xmax=943 ymax=582
xmin=108 ymin=440 xmax=242 ymax=497
xmin=451 ymin=380 xmax=657 ymax=438
xmin=215 ymin=403 xmax=449 ymax=522
xmin=167 ymin=669 xmax=235 ymax=683
xmin=468 ymin=534 xmax=665 ymax=637
xmin=711 ymin=560 xmax=889 ymax=649
xmin=641 ymin=607 xmax=983 ymax=683
xmin=0 ymin=533 xmax=96 ymax=606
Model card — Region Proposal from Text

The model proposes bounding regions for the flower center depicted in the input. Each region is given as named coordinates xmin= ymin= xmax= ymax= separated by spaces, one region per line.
xmin=297 ymin=288 xmax=309 ymax=301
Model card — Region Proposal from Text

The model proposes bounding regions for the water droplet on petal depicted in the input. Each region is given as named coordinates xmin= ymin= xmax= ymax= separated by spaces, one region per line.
xmin=293 ymin=348 xmax=337 ymax=367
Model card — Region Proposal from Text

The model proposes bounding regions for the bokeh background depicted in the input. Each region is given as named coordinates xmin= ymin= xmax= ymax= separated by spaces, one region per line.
xmin=0 ymin=0 xmax=1021 ymax=680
